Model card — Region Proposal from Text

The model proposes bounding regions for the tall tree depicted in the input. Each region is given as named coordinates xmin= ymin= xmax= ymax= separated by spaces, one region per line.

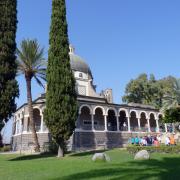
xmin=16 ymin=39 xmax=46 ymax=152
xmin=122 ymin=74 xmax=155 ymax=105
xmin=161 ymin=78 xmax=180 ymax=112
xmin=163 ymin=107 xmax=180 ymax=124
xmin=0 ymin=0 xmax=19 ymax=145
xmin=45 ymin=0 xmax=78 ymax=157
xmin=122 ymin=74 xmax=176 ymax=109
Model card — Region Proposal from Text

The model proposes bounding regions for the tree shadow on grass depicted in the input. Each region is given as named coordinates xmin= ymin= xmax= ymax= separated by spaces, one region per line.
xmin=69 ymin=150 xmax=107 ymax=157
xmin=9 ymin=153 xmax=55 ymax=161
xmin=51 ymin=156 xmax=180 ymax=180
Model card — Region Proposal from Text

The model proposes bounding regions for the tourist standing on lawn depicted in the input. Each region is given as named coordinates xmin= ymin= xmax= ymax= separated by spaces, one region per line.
xmin=165 ymin=136 xmax=170 ymax=146
xmin=131 ymin=137 xmax=135 ymax=145
xmin=154 ymin=137 xmax=160 ymax=147
xmin=135 ymin=136 xmax=139 ymax=145
xmin=157 ymin=135 xmax=162 ymax=143
xmin=170 ymin=135 xmax=175 ymax=145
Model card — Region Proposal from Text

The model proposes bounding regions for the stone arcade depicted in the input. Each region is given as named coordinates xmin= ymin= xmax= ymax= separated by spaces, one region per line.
xmin=12 ymin=46 xmax=168 ymax=151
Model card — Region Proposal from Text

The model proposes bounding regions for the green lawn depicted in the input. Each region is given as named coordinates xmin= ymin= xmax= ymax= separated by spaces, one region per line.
xmin=0 ymin=149 xmax=180 ymax=180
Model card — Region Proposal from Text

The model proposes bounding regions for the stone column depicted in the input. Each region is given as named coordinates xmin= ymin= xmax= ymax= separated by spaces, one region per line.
xmin=40 ymin=114 xmax=44 ymax=132
xmin=15 ymin=121 xmax=18 ymax=134
xmin=137 ymin=118 xmax=141 ymax=131
xmin=116 ymin=116 xmax=120 ymax=131
xmin=127 ymin=116 xmax=131 ymax=132
xmin=76 ymin=114 xmax=81 ymax=129
xmin=104 ymin=115 xmax=107 ymax=131
xmin=165 ymin=123 xmax=168 ymax=133
xmin=21 ymin=119 xmax=23 ymax=133
xmin=172 ymin=123 xmax=175 ymax=133
xmin=91 ymin=114 xmax=95 ymax=131
xmin=23 ymin=116 xmax=29 ymax=132
xmin=156 ymin=119 xmax=160 ymax=133
xmin=147 ymin=118 xmax=151 ymax=132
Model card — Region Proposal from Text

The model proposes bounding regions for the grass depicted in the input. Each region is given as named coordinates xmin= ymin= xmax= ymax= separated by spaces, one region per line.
xmin=0 ymin=149 xmax=180 ymax=180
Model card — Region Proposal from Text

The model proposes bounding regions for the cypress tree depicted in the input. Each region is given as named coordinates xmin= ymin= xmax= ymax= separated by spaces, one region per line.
xmin=45 ymin=0 xmax=78 ymax=157
xmin=0 ymin=0 xmax=19 ymax=145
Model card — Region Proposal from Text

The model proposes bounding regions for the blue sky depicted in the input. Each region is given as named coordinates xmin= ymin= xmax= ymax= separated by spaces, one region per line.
xmin=3 ymin=0 xmax=180 ymax=142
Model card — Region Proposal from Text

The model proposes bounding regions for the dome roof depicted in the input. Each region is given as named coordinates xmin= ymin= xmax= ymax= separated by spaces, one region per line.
xmin=69 ymin=46 xmax=92 ymax=78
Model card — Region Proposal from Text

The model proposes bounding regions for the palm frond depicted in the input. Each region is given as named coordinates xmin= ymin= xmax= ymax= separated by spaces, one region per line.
xmin=34 ymin=75 xmax=45 ymax=89
xmin=16 ymin=39 xmax=47 ymax=86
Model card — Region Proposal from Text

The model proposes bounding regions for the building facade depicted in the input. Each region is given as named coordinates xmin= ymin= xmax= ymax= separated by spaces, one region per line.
xmin=12 ymin=46 xmax=168 ymax=151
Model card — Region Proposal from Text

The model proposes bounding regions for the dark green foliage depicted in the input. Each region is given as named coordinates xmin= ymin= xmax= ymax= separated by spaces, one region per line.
xmin=163 ymin=107 xmax=180 ymax=123
xmin=45 ymin=0 xmax=78 ymax=155
xmin=122 ymin=74 xmax=176 ymax=109
xmin=127 ymin=145 xmax=180 ymax=154
xmin=0 ymin=145 xmax=11 ymax=152
xmin=0 ymin=0 xmax=19 ymax=132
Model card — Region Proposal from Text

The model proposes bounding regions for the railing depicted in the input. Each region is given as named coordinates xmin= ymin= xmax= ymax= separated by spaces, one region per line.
xmin=94 ymin=125 xmax=105 ymax=131
xmin=107 ymin=126 xmax=117 ymax=131
xmin=130 ymin=126 xmax=140 ymax=132
xmin=150 ymin=127 xmax=156 ymax=132
xmin=27 ymin=125 xmax=41 ymax=132
xmin=119 ymin=126 xmax=128 ymax=131
xmin=43 ymin=125 xmax=48 ymax=132
xmin=81 ymin=125 xmax=92 ymax=131
xmin=35 ymin=125 xmax=41 ymax=132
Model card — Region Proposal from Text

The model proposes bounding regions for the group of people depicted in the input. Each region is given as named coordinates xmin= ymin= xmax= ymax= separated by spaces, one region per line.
xmin=130 ymin=134 xmax=176 ymax=146
xmin=165 ymin=135 xmax=176 ymax=146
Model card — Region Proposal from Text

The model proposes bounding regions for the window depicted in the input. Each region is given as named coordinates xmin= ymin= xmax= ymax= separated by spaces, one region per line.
xmin=83 ymin=120 xmax=92 ymax=125
xmin=79 ymin=73 xmax=83 ymax=78
xmin=78 ymin=85 xmax=86 ymax=95
xmin=83 ymin=120 xmax=98 ymax=126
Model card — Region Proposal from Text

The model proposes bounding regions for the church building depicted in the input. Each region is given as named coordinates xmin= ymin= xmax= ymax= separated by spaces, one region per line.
xmin=12 ymin=46 xmax=167 ymax=151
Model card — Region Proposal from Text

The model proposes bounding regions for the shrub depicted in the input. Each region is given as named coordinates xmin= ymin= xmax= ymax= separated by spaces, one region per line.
xmin=0 ymin=145 xmax=11 ymax=152
xmin=127 ymin=145 xmax=180 ymax=154
xmin=49 ymin=141 xmax=58 ymax=154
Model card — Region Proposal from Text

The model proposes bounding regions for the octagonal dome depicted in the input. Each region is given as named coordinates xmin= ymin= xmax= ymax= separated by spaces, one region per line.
xmin=69 ymin=45 xmax=93 ymax=78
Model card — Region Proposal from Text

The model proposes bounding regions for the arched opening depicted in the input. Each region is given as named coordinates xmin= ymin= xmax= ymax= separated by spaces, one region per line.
xmin=130 ymin=111 xmax=138 ymax=132
xmin=13 ymin=122 xmax=16 ymax=135
xmin=33 ymin=109 xmax=41 ymax=132
xmin=158 ymin=114 xmax=165 ymax=132
xmin=119 ymin=111 xmax=128 ymax=131
xmin=140 ymin=112 xmax=148 ymax=132
xmin=94 ymin=108 xmax=104 ymax=131
xmin=27 ymin=109 xmax=42 ymax=132
xmin=16 ymin=120 xmax=20 ymax=134
xmin=21 ymin=118 xmax=24 ymax=132
xmin=27 ymin=117 xmax=30 ymax=132
xmin=78 ymin=106 xmax=91 ymax=130
xmin=149 ymin=113 xmax=156 ymax=132
xmin=107 ymin=110 xmax=117 ymax=131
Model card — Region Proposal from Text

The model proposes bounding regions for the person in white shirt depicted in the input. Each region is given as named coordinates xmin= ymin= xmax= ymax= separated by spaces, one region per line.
xmin=165 ymin=136 xmax=170 ymax=146
xmin=157 ymin=135 xmax=161 ymax=143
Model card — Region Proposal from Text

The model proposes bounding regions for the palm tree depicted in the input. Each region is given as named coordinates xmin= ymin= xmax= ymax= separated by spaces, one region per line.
xmin=161 ymin=78 xmax=180 ymax=112
xmin=16 ymin=39 xmax=46 ymax=152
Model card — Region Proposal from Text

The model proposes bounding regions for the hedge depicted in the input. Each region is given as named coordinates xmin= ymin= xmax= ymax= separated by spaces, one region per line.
xmin=127 ymin=145 xmax=180 ymax=154
xmin=0 ymin=145 xmax=11 ymax=152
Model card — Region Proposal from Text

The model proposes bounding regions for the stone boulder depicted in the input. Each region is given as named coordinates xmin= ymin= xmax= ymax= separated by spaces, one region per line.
xmin=134 ymin=150 xmax=150 ymax=160
xmin=92 ymin=153 xmax=110 ymax=162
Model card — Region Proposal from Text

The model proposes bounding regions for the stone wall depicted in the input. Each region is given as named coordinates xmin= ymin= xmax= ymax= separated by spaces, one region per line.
xmin=72 ymin=131 xmax=158 ymax=151
xmin=12 ymin=131 xmax=159 ymax=152
xmin=12 ymin=133 xmax=51 ymax=152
